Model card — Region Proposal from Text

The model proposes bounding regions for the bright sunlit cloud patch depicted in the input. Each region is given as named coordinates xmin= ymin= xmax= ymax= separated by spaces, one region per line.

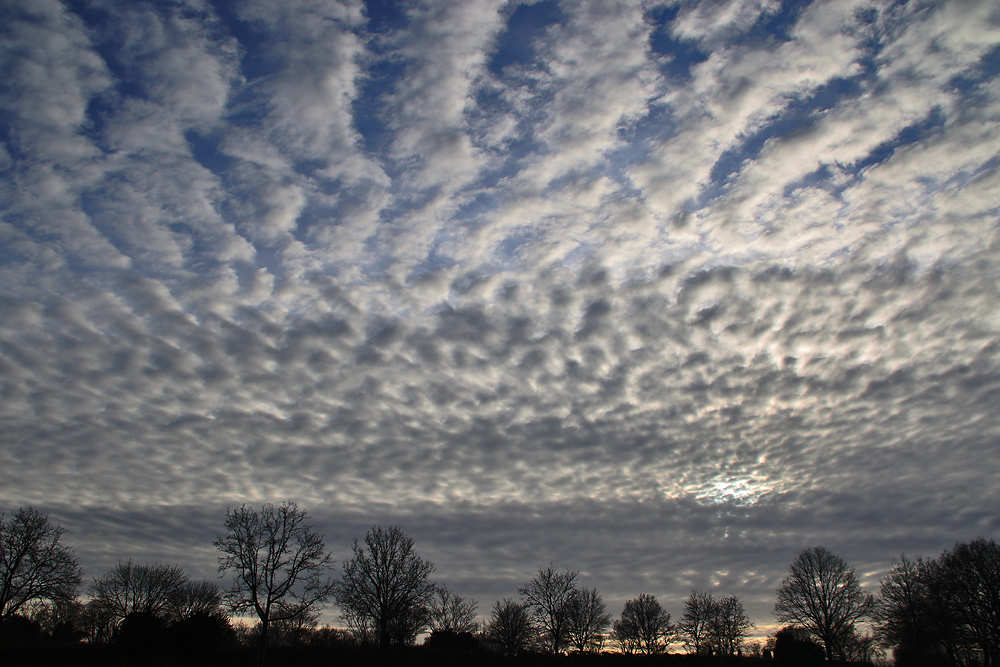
xmin=696 ymin=476 xmax=776 ymax=507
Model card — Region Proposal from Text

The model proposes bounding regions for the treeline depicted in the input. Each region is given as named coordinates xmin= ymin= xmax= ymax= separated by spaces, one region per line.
xmin=1 ymin=504 xmax=998 ymax=667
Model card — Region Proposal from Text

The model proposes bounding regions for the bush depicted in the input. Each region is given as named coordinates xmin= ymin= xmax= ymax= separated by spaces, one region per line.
xmin=773 ymin=626 xmax=824 ymax=665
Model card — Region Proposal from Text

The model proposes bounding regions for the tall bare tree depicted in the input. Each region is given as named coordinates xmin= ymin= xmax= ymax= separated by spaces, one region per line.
xmin=0 ymin=507 xmax=83 ymax=622
xmin=774 ymin=546 xmax=875 ymax=660
xmin=679 ymin=590 xmax=714 ymax=655
xmin=613 ymin=593 xmax=675 ymax=654
xmin=216 ymin=502 xmax=335 ymax=666
xmin=429 ymin=584 xmax=479 ymax=633
xmin=517 ymin=564 xmax=578 ymax=653
xmin=710 ymin=594 xmax=753 ymax=656
xmin=873 ymin=555 xmax=941 ymax=662
xmin=565 ymin=587 xmax=612 ymax=653
xmin=334 ymin=525 xmax=436 ymax=648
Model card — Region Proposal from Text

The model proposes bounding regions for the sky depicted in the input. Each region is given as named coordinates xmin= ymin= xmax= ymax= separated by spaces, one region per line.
xmin=2 ymin=0 xmax=1000 ymax=638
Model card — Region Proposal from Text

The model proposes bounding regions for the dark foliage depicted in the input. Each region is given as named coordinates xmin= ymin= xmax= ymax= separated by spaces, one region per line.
xmin=875 ymin=537 xmax=1000 ymax=666
xmin=424 ymin=628 xmax=479 ymax=651
xmin=116 ymin=611 xmax=167 ymax=656
xmin=772 ymin=626 xmax=825 ymax=665
xmin=167 ymin=610 xmax=236 ymax=657
xmin=0 ymin=613 xmax=44 ymax=643
xmin=0 ymin=633 xmax=882 ymax=667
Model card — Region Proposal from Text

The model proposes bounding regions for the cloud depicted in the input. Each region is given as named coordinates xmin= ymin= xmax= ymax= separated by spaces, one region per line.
xmin=1 ymin=0 xmax=998 ymax=634
xmin=670 ymin=0 xmax=781 ymax=45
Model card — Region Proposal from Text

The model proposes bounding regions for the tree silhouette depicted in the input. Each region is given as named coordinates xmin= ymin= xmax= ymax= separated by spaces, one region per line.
xmin=939 ymin=537 xmax=1000 ymax=666
xmin=215 ymin=501 xmax=334 ymax=667
xmin=517 ymin=564 xmax=578 ymax=653
xmin=167 ymin=579 xmax=225 ymax=622
xmin=709 ymin=594 xmax=752 ymax=656
xmin=565 ymin=587 xmax=611 ymax=653
xmin=21 ymin=597 xmax=85 ymax=639
xmin=487 ymin=597 xmax=534 ymax=657
xmin=167 ymin=610 xmax=234 ymax=657
xmin=89 ymin=560 xmax=188 ymax=627
xmin=115 ymin=611 xmax=166 ymax=657
xmin=773 ymin=625 xmax=825 ymax=665
xmin=429 ymin=584 xmax=478 ymax=633
xmin=334 ymin=525 xmax=436 ymax=648
xmin=0 ymin=508 xmax=83 ymax=622
xmin=874 ymin=554 xmax=947 ymax=664
xmin=613 ymin=593 xmax=675 ymax=655
xmin=679 ymin=590 xmax=714 ymax=654
xmin=774 ymin=545 xmax=874 ymax=660
xmin=877 ymin=538 xmax=1000 ymax=666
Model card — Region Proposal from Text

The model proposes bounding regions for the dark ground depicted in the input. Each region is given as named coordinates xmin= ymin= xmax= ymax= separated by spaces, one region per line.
xmin=0 ymin=640 xmax=872 ymax=667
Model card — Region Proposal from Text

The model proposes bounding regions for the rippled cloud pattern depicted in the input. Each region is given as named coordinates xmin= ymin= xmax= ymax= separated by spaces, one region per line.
xmin=2 ymin=0 xmax=999 ymax=625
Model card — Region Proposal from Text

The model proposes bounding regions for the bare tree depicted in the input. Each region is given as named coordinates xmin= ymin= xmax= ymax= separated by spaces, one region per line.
xmin=875 ymin=543 xmax=1000 ymax=667
xmin=874 ymin=554 xmax=944 ymax=663
xmin=680 ymin=591 xmax=752 ymax=656
xmin=613 ymin=618 xmax=641 ymax=655
xmin=842 ymin=629 xmax=883 ymax=664
xmin=709 ymin=594 xmax=752 ymax=656
xmin=774 ymin=546 xmax=875 ymax=661
xmin=517 ymin=564 xmax=578 ymax=653
xmin=80 ymin=598 xmax=117 ymax=643
xmin=565 ymin=587 xmax=611 ymax=653
xmin=215 ymin=502 xmax=335 ymax=666
xmin=613 ymin=593 xmax=675 ymax=655
xmin=938 ymin=537 xmax=1000 ymax=666
xmin=679 ymin=590 xmax=714 ymax=655
xmin=23 ymin=597 xmax=85 ymax=640
xmin=744 ymin=639 xmax=764 ymax=658
xmin=168 ymin=579 xmax=225 ymax=622
xmin=487 ymin=598 xmax=534 ymax=657
xmin=89 ymin=560 xmax=189 ymax=626
xmin=0 ymin=507 xmax=83 ymax=621
xmin=334 ymin=525 xmax=436 ymax=648
xmin=429 ymin=584 xmax=479 ymax=633
xmin=270 ymin=606 xmax=320 ymax=646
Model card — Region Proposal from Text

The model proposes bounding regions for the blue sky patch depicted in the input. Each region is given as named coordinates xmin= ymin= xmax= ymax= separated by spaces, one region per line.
xmin=488 ymin=0 xmax=565 ymax=77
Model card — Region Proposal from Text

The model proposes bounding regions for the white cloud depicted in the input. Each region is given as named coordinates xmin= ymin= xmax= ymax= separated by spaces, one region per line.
xmin=670 ymin=0 xmax=781 ymax=44
xmin=1 ymin=0 xmax=999 ymax=632
xmin=630 ymin=0 xmax=869 ymax=223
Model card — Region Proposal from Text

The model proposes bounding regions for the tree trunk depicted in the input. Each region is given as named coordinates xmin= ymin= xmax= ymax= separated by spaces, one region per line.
xmin=257 ymin=617 xmax=269 ymax=667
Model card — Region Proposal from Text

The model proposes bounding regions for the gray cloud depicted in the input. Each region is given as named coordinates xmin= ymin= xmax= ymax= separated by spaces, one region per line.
xmin=1 ymin=0 xmax=998 ymax=637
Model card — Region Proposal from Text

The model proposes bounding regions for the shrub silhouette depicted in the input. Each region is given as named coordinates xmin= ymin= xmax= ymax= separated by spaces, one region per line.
xmin=0 ymin=614 xmax=43 ymax=644
xmin=773 ymin=626 xmax=824 ymax=665
xmin=116 ymin=611 xmax=166 ymax=655
xmin=168 ymin=611 xmax=234 ymax=656
xmin=424 ymin=629 xmax=479 ymax=651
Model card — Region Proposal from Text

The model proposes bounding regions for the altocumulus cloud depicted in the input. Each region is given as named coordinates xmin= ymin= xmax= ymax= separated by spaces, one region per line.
xmin=1 ymin=0 xmax=999 ymax=629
